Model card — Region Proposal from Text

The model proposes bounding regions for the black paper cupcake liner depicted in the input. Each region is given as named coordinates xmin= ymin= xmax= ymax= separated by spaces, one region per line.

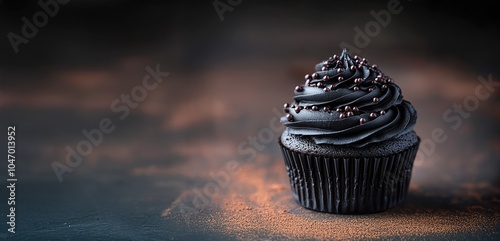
xmin=279 ymin=141 xmax=420 ymax=214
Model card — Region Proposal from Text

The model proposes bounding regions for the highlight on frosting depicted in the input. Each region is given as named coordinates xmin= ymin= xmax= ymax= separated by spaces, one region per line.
xmin=281 ymin=48 xmax=417 ymax=147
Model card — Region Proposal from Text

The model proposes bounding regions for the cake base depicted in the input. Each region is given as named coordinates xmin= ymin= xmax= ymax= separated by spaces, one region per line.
xmin=279 ymin=130 xmax=420 ymax=214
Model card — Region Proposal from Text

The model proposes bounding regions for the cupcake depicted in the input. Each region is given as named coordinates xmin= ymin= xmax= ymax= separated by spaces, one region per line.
xmin=279 ymin=49 xmax=419 ymax=214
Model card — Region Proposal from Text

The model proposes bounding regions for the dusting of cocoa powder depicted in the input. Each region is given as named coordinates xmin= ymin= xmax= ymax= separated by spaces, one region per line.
xmin=165 ymin=156 xmax=499 ymax=240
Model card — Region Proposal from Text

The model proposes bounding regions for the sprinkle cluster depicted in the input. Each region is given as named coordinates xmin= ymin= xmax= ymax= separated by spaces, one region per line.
xmin=283 ymin=49 xmax=395 ymax=125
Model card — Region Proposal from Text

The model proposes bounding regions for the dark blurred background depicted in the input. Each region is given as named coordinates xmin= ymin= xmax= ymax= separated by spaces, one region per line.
xmin=0 ymin=0 xmax=499 ymax=240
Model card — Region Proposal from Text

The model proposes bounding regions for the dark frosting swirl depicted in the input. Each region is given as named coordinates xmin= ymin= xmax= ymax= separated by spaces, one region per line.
xmin=281 ymin=49 xmax=417 ymax=147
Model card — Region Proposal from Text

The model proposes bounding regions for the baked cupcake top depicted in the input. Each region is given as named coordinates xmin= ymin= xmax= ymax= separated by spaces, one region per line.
xmin=281 ymin=49 xmax=417 ymax=147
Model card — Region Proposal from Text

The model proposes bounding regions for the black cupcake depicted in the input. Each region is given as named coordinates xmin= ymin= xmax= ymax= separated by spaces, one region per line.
xmin=279 ymin=49 xmax=419 ymax=214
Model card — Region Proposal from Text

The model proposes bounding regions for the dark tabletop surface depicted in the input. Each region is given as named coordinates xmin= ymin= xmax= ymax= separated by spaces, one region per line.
xmin=0 ymin=1 xmax=499 ymax=240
